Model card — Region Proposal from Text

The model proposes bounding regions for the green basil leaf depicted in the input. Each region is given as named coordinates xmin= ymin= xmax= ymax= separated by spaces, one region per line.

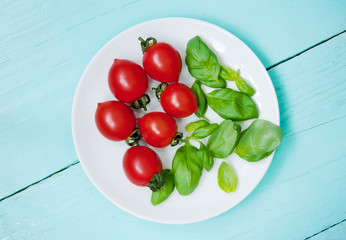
xmin=185 ymin=120 xmax=209 ymax=132
xmin=197 ymin=140 xmax=214 ymax=171
xmin=172 ymin=143 xmax=202 ymax=195
xmin=207 ymin=120 xmax=241 ymax=158
xmin=185 ymin=36 xmax=220 ymax=81
xmin=192 ymin=123 xmax=219 ymax=139
xmin=197 ymin=77 xmax=226 ymax=88
xmin=235 ymin=78 xmax=255 ymax=96
xmin=219 ymin=65 xmax=255 ymax=96
xmin=219 ymin=65 xmax=238 ymax=81
xmin=185 ymin=36 xmax=225 ymax=88
xmin=218 ymin=162 xmax=237 ymax=193
xmin=206 ymin=88 xmax=258 ymax=121
xmin=239 ymin=127 xmax=249 ymax=139
xmin=191 ymin=81 xmax=208 ymax=118
xmin=151 ymin=169 xmax=174 ymax=206
xmin=235 ymin=119 xmax=283 ymax=162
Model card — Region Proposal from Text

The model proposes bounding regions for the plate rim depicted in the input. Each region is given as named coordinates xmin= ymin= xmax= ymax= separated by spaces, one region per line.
xmin=71 ymin=17 xmax=280 ymax=224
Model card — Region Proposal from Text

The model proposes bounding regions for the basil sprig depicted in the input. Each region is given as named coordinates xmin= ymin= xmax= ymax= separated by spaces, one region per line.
xmin=148 ymin=35 xmax=284 ymax=205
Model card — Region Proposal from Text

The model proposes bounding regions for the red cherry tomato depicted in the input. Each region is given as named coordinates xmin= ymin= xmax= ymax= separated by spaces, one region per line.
xmin=123 ymin=146 xmax=162 ymax=187
xmin=108 ymin=59 xmax=148 ymax=103
xmin=138 ymin=112 xmax=177 ymax=148
xmin=139 ymin=37 xmax=182 ymax=83
xmin=95 ymin=101 xmax=136 ymax=141
xmin=160 ymin=83 xmax=198 ymax=118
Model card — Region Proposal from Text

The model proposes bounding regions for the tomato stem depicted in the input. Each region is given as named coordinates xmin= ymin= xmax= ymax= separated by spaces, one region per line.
xmin=125 ymin=128 xmax=142 ymax=146
xmin=171 ymin=132 xmax=184 ymax=146
xmin=138 ymin=36 xmax=157 ymax=53
xmin=152 ymin=83 xmax=169 ymax=101
xmin=147 ymin=172 xmax=163 ymax=192
xmin=131 ymin=94 xmax=151 ymax=111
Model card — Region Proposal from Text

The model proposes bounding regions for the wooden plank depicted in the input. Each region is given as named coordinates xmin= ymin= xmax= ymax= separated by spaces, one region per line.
xmin=1 ymin=25 xmax=346 ymax=240
xmin=269 ymin=34 xmax=346 ymax=137
xmin=0 ymin=116 xmax=345 ymax=239
xmin=0 ymin=0 xmax=346 ymax=198
xmin=308 ymin=220 xmax=346 ymax=240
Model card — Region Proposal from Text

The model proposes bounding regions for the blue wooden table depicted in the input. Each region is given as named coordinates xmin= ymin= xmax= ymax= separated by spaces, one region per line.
xmin=1 ymin=0 xmax=346 ymax=239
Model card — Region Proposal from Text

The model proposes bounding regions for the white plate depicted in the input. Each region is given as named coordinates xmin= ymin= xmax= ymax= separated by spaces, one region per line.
xmin=72 ymin=17 xmax=280 ymax=224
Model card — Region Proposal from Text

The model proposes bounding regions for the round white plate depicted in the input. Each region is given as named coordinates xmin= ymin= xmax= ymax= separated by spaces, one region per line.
xmin=72 ymin=17 xmax=280 ymax=224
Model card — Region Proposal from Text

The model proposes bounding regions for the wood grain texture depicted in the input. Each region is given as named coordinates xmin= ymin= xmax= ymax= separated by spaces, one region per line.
xmin=1 ymin=29 xmax=345 ymax=240
xmin=1 ymin=0 xmax=346 ymax=199
xmin=0 ymin=115 xmax=345 ymax=239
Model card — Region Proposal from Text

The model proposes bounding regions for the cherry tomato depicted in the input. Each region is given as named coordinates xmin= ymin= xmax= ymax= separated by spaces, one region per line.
xmin=139 ymin=37 xmax=182 ymax=83
xmin=108 ymin=59 xmax=148 ymax=103
xmin=95 ymin=101 xmax=136 ymax=141
xmin=138 ymin=112 xmax=178 ymax=148
xmin=160 ymin=83 xmax=198 ymax=118
xmin=123 ymin=146 xmax=163 ymax=188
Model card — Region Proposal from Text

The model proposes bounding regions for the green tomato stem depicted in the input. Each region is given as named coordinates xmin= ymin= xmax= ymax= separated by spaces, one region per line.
xmin=147 ymin=172 xmax=163 ymax=192
xmin=152 ymin=83 xmax=169 ymax=101
xmin=171 ymin=132 xmax=184 ymax=146
xmin=131 ymin=94 xmax=151 ymax=111
xmin=125 ymin=128 xmax=141 ymax=146
xmin=138 ymin=36 xmax=157 ymax=53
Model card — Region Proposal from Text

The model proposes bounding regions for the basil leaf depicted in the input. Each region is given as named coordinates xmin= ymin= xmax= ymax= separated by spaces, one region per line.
xmin=218 ymin=162 xmax=237 ymax=193
xmin=219 ymin=65 xmax=238 ymax=81
xmin=192 ymin=123 xmax=219 ymax=139
xmin=185 ymin=120 xmax=209 ymax=132
xmin=191 ymin=81 xmax=208 ymax=118
xmin=151 ymin=169 xmax=174 ymax=206
xmin=235 ymin=78 xmax=255 ymax=96
xmin=197 ymin=140 xmax=214 ymax=171
xmin=206 ymin=88 xmax=258 ymax=121
xmin=207 ymin=120 xmax=241 ymax=158
xmin=219 ymin=65 xmax=255 ymax=96
xmin=235 ymin=119 xmax=283 ymax=162
xmin=185 ymin=36 xmax=220 ymax=81
xmin=172 ymin=143 xmax=202 ymax=195
xmin=197 ymin=77 xmax=226 ymax=88
xmin=185 ymin=36 xmax=226 ymax=88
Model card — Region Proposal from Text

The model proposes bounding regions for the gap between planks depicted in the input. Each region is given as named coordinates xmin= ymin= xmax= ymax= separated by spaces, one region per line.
xmin=305 ymin=218 xmax=346 ymax=239
xmin=0 ymin=160 xmax=79 ymax=202
xmin=266 ymin=29 xmax=346 ymax=71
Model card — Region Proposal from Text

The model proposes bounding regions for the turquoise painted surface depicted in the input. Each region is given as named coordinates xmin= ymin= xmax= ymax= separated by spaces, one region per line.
xmin=1 ymin=0 xmax=346 ymax=239
xmin=1 ymin=0 xmax=346 ymax=199
xmin=1 ymin=28 xmax=346 ymax=239
xmin=310 ymin=221 xmax=346 ymax=240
